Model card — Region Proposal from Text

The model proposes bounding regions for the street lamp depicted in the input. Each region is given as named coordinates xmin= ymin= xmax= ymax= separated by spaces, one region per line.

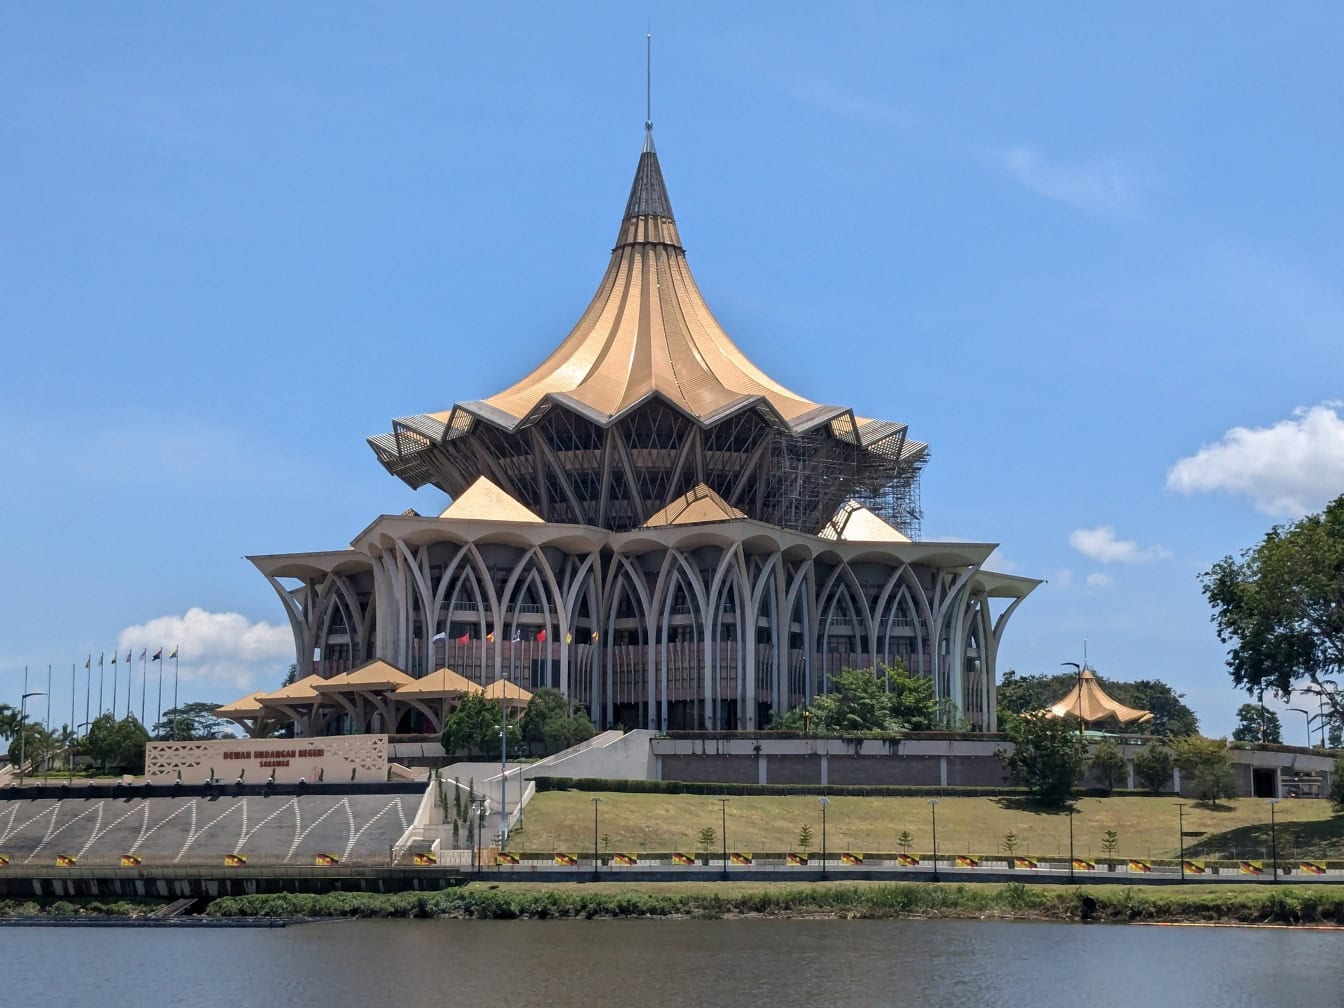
xmin=470 ymin=797 xmax=487 ymax=876
xmin=717 ymin=797 xmax=730 ymax=880
xmin=1175 ymin=802 xmax=1188 ymax=881
xmin=1065 ymin=800 xmax=1077 ymax=882
xmin=818 ymin=797 xmax=829 ymax=881
xmin=1061 ymin=661 xmax=1085 ymax=737
xmin=1267 ymin=798 xmax=1281 ymax=884
xmin=1287 ymin=708 xmax=1312 ymax=748
xmin=18 ymin=691 xmax=47 ymax=786
xmin=591 ymin=797 xmax=601 ymax=881
xmin=928 ymin=799 xmax=940 ymax=882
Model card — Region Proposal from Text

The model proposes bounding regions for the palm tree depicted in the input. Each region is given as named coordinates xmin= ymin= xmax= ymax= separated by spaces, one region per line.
xmin=0 ymin=704 xmax=21 ymax=742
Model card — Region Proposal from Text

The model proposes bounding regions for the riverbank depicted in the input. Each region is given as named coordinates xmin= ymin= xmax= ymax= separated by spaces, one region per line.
xmin=199 ymin=881 xmax=1344 ymax=925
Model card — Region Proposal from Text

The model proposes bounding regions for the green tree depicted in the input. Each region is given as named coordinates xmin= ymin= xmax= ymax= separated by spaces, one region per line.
xmin=7 ymin=721 xmax=57 ymax=772
xmin=1000 ymin=831 xmax=1019 ymax=857
xmin=897 ymin=830 xmax=914 ymax=854
xmin=1100 ymin=830 xmax=1120 ymax=869
xmin=153 ymin=701 xmax=228 ymax=741
xmin=441 ymin=692 xmax=519 ymax=758
xmin=1089 ymin=739 xmax=1128 ymax=793
xmin=1133 ymin=742 xmax=1175 ymax=793
xmin=1231 ymin=703 xmax=1282 ymax=744
xmin=697 ymin=826 xmax=717 ymax=853
xmin=996 ymin=713 xmax=1087 ymax=806
xmin=518 ymin=688 xmax=595 ymax=753
xmin=797 ymin=823 xmax=814 ymax=853
xmin=1329 ymin=757 xmax=1344 ymax=811
xmin=83 ymin=714 xmax=149 ymax=774
xmin=771 ymin=662 xmax=936 ymax=733
xmin=1172 ymin=736 xmax=1237 ymax=807
xmin=0 ymin=703 xmax=21 ymax=741
xmin=1199 ymin=494 xmax=1344 ymax=727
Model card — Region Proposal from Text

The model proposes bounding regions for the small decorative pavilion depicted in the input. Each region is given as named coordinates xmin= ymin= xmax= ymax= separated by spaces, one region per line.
xmin=1039 ymin=667 xmax=1153 ymax=731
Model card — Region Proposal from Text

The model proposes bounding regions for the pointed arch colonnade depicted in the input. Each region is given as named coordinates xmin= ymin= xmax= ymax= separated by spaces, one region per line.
xmin=251 ymin=514 xmax=1038 ymax=735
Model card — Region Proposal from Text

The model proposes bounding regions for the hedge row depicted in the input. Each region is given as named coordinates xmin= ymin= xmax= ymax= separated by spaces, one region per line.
xmin=531 ymin=776 xmax=1157 ymax=799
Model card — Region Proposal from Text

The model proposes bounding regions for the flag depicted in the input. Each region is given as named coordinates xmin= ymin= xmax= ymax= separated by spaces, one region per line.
xmin=120 ymin=854 xmax=141 ymax=867
xmin=56 ymin=855 xmax=77 ymax=867
xmin=672 ymin=853 xmax=695 ymax=866
xmin=84 ymin=655 xmax=91 ymax=670
xmin=1128 ymin=859 xmax=1152 ymax=873
xmin=955 ymin=855 xmax=979 ymax=868
xmin=1072 ymin=858 xmax=1096 ymax=871
xmin=1182 ymin=860 xmax=1206 ymax=875
xmin=1239 ymin=860 xmax=1264 ymax=875
xmin=0 ymin=854 xmax=11 ymax=867
xmin=840 ymin=852 xmax=864 ymax=865
xmin=139 ymin=649 xmax=146 ymax=660
xmin=126 ymin=650 xmax=132 ymax=663
xmin=511 ymin=627 xmax=522 ymax=642
xmin=897 ymin=853 xmax=920 ymax=866
xmin=496 ymin=852 xmax=520 ymax=866
xmin=554 ymin=853 xmax=578 ymax=866
xmin=432 ymin=632 xmax=446 ymax=642
xmin=99 ymin=653 xmax=104 ymax=666
xmin=225 ymin=853 xmax=247 ymax=867
xmin=591 ymin=631 xmax=599 ymax=643
xmin=412 ymin=852 xmax=437 ymax=866
xmin=730 ymin=852 xmax=753 ymax=865
xmin=565 ymin=632 xmax=573 ymax=644
xmin=315 ymin=853 xmax=339 ymax=866
xmin=787 ymin=852 xmax=809 ymax=866
xmin=169 ymin=645 xmax=178 ymax=659
xmin=457 ymin=633 xmax=470 ymax=645
xmin=110 ymin=652 xmax=117 ymax=665
xmin=613 ymin=853 xmax=637 ymax=866
xmin=1300 ymin=861 xmax=1327 ymax=875
xmin=536 ymin=629 xmax=546 ymax=643
xmin=152 ymin=648 xmax=163 ymax=662
xmin=486 ymin=632 xmax=495 ymax=643
xmin=1013 ymin=856 xmax=1038 ymax=869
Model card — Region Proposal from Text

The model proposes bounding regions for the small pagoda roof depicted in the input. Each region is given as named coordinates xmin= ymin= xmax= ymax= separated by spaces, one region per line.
xmin=481 ymin=679 xmax=533 ymax=707
xmin=1041 ymin=668 xmax=1153 ymax=726
xmin=642 ymin=483 xmax=746 ymax=528
xmin=214 ymin=691 xmax=269 ymax=719
xmin=312 ymin=659 xmax=414 ymax=693
xmin=440 ymin=476 xmax=544 ymax=524
xmin=394 ymin=667 xmax=480 ymax=699
xmin=818 ymin=500 xmax=912 ymax=543
xmin=255 ymin=673 xmax=330 ymax=704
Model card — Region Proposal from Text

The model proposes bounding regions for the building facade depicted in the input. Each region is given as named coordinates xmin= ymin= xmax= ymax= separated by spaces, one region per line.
xmin=250 ymin=126 xmax=1039 ymax=734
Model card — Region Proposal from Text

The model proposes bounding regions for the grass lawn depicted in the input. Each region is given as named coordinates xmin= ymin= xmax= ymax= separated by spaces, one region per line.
xmin=514 ymin=792 xmax=1344 ymax=861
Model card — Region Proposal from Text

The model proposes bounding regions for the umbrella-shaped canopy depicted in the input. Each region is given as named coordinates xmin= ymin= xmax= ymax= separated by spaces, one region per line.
xmin=394 ymin=667 xmax=480 ymax=700
xmin=1040 ymin=668 xmax=1153 ymax=727
xmin=312 ymin=659 xmax=415 ymax=694
xmin=481 ymin=679 xmax=533 ymax=708
xmin=214 ymin=691 xmax=269 ymax=719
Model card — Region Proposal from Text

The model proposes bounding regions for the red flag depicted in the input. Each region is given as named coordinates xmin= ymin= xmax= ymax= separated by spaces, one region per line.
xmin=535 ymin=629 xmax=546 ymax=643
xmin=457 ymin=633 xmax=470 ymax=645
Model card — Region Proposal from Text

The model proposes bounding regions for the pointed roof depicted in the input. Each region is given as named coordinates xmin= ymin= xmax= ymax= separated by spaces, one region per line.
xmin=642 ymin=482 xmax=747 ymax=528
xmin=443 ymin=130 xmax=838 ymax=432
xmin=255 ymin=673 xmax=329 ymax=704
xmin=214 ymin=691 xmax=269 ymax=719
xmin=818 ymin=500 xmax=912 ymax=543
xmin=312 ymin=659 xmax=414 ymax=693
xmin=394 ymin=667 xmax=480 ymax=699
xmin=439 ymin=476 xmax=544 ymax=523
xmin=1041 ymin=668 xmax=1154 ymax=726
xmin=481 ymin=678 xmax=532 ymax=706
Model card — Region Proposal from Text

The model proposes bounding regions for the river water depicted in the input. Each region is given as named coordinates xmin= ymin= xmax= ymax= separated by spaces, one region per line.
xmin=5 ymin=918 xmax=1336 ymax=1008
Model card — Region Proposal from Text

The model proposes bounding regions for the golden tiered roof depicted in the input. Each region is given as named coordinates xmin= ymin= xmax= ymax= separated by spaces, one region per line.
xmin=423 ymin=131 xmax=849 ymax=435
xmin=1041 ymin=668 xmax=1154 ymax=727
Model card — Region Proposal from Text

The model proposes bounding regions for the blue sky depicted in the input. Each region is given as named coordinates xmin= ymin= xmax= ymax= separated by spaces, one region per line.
xmin=3 ymin=4 xmax=1342 ymax=738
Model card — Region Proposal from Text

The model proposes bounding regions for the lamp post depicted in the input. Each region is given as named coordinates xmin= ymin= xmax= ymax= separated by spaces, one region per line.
xmin=499 ymin=676 xmax=510 ymax=846
xmin=717 ymin=797 xmax=730 ymax=880
xmin=470 ymin=797 xmax=486 ymax=876
xmin=18 ymin=691 xmax=47 ymax=786
xmin=819 ymin=796 xmax=829 ymax=881
xmin=1175 ymin=802 xmax=1188 ymax=881
xmin=928 ymin=799 xmax=940 ymax=882
xmin=1267 ymin=798 xmax=1280 ymax=884
xmin=1287 ymin=708 xmax=1312 ymax=749
xmin=591 ymin=796 xmax=601 ymax=881
xmin=1066 ymin=800 xmax=1077 ymax=882
xmin=1061 ymin=661 xmax=1085 ymax=737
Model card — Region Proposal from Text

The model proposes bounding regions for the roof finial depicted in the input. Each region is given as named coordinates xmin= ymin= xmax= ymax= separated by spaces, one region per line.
xmin=645 ymin=30 xmax=653 ymax=134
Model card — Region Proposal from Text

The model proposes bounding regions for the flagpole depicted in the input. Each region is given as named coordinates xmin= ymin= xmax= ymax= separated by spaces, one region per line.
xmin=110 ymin=654 xmax=118 ymax=721
xmin=155 ymin=649 xmax=164 ymax=739
xmin=97 ymin=653 xmax=104 ymax=716
xmin=69 ymin=663 xmax=76 ymax=780
xmin=140 ymin=651 xmax=147 ymax=726
xmin=126 ymin=651 xmax=133 ymax=720
xmin=172 ymin=649 xmax=180 ymax=740
xmin=83 ymin=657 xmax=91 ymax=728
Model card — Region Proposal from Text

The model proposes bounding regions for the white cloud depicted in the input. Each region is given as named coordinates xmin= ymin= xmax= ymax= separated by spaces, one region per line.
xmin=789 ymin=78 xmax=906 ymax=125
xmin=1085 ymin=572 xmax=1113 ymax=590
xmin=1068 ymin=526 xmax=1171 ymax=564
xmin=1166 ymin=403 xmax=1344 ymax=517
xmin=117 ymin=608 xmax=293 ymax=695
xmin=984 ymin=547 xmax=1015 ymax=572
xmin=995 ymin=145 xmax=1138 ymax=215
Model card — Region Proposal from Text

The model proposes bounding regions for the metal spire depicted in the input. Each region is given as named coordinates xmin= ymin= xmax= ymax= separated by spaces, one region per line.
xmin=645 ymin=31 xmax=652 ymax=133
